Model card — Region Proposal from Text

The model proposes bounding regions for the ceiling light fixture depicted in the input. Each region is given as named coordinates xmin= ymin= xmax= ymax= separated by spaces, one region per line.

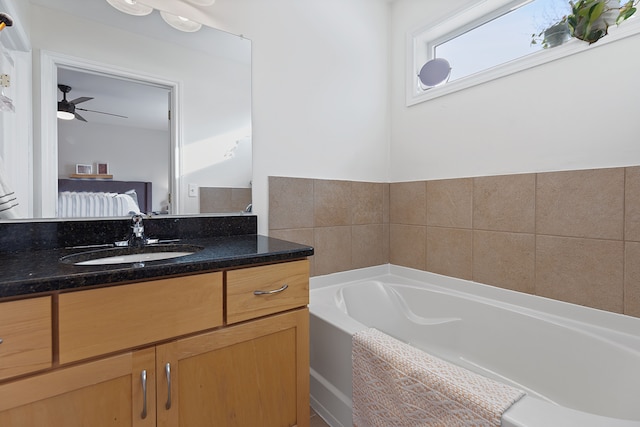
xmin=57 ymin=105 xmax=75 ymax=120
xmin=184 ymin=0 xmax=216 ymax=6
xmin=57 ymin=84 xmax=76 ymax=120
xmin=160 ymin=11 xmax=202 ymax=32
xmin=105 ymin=0 xmax=153 ymax=16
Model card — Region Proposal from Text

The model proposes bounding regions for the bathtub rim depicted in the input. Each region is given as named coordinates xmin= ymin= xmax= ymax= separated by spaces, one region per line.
xmin=310 ymin=264 xmax=640 ymax=348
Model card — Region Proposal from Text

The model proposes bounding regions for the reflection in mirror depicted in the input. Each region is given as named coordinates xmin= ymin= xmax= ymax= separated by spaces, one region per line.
xmin=57 ymin=68 xmax=172 ymax=216
xmin=7 ymin=0 xmax=252 ymax=219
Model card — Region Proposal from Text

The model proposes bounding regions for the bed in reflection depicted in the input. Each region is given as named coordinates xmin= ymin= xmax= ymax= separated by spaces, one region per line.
xmin=57 ymin=179 xmax=152 ymax=218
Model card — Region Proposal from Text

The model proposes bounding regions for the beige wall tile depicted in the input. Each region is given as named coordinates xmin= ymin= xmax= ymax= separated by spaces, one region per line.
xmin=625 ymin=167 xmax=640 ymax=242
xmin=390 ymin=181 xmax=427 ymax=225
xmin=426 ymin=227 xmax=473 ymax=280
xmin=268 ymin=168 xmax=636 ymax=317
xmin=314 ymin=180 xmax=352 ymax=227
xmin=352 ymin=224 xmax=388 ymax=269
xmin=473 ymin=230 xmax=535 ymax=293
xmin=314 ymin=226 xmax=352 ymax=276
xmin=536 ymin=168 xmax=624 ymax=239
xmin=200 ymin=187 xmax=231 ymax=213
xmin=390 ymin=224 xmax=426 ymax=270
xmin=624 ymin=242 xmax=640 ymax=317
xmin=536 ymin=235 xmax=623 ymax=313
xmin=474 ymin=174 xmax=535 ymax=233
xmin=269 ymin=228 xmax=316 ymax=277
xmin=352 ymin=182 xmax=384 ymax=225
xmin=383 ymin=223 xmax=390 ymax=262
xmin=382 ymin=183 xmax=390 ymax=224
xmin=427 ymin=179 xmax=473 ymax=228
xmin=231 ymin=188 xmax=252 ymax=212
xmin=269 ymin=177 xmax=314 ymax=230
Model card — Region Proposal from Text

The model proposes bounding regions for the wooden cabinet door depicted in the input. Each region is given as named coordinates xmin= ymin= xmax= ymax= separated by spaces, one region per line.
xmin=0 ymin=347 xmax=156 ymax=427
xmin=157 ymin=308 xmax=309 ymax=427
xmin=0 ymin=297 xmax=52 ymax=381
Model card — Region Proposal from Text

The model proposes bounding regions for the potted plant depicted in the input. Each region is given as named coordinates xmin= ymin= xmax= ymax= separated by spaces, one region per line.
xmin=567 ymin=0 xmax=638 ymax=43
xmin=531 ymin=17 xmax=571 ymax=48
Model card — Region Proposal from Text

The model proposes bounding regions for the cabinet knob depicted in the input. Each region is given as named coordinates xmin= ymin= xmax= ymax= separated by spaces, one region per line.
xmin=0 ymin=338 xmax=3 ymax=344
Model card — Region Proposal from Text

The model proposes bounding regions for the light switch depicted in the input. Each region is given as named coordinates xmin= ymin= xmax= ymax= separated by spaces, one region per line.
xmin=188 ymin=183 xmax=198 ymax=198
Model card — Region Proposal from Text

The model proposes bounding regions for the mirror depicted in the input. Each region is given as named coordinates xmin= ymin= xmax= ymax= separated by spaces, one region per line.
xmin=17 ymin=0 xmax=251 ymax=219
xmin=418 ymin=58 xmax=451 ymax=89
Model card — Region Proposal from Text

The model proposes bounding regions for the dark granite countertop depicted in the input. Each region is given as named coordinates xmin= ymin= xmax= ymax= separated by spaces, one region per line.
xmin=0 ymin=217 xmax=313 ymax=299
xmin=0 ymin=234 xmax=313 ymax=300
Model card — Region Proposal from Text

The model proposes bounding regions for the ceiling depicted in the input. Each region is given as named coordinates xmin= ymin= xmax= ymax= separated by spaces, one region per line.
xmin=57 ymin=68 xmax=170 ymax=131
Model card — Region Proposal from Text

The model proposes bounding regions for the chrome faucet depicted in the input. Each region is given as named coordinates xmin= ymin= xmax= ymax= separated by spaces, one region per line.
xmin=129 ymin=214 xmax=146 ymax=247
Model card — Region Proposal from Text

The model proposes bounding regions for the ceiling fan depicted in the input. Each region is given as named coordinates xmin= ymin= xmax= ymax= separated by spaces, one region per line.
xmin=57 ymin=84 xmax=128 ymax=122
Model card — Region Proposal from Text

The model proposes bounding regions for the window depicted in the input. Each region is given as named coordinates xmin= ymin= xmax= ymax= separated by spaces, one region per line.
xmin=407 ymin=0 xmax=640 ymax=106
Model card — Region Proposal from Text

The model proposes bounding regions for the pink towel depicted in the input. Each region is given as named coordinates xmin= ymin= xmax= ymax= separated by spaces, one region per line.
xmin=352 ymin=328 xmax=525 ymax=427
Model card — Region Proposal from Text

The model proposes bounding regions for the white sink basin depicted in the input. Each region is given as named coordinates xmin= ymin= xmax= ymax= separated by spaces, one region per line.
xmin=60 ymin=244 xmax=204 ymax=266
xmin=75 ymin=251 xmax=196 ymax=265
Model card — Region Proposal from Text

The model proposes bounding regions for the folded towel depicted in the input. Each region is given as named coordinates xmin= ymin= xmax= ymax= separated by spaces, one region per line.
xmin=352 ymin=328 xmax=525 ymax=427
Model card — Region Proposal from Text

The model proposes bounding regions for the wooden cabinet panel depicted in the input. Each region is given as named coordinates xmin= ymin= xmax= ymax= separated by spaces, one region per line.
xmin=0 ymin=347 xmax=155 ymax=427
xmin=156 ymin=308 xmax=310 ymax=427
xmin=0 ymin=297 xmax=52 ymax=380
xmin=59 ymin=273 xmax=223 ymax=364
xmin=226 ymin=260 xmax=309 ymax=324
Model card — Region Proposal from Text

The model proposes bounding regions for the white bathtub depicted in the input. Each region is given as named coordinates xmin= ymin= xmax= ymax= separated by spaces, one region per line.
xmin=309 ymin=265 xmax=640 ymax=427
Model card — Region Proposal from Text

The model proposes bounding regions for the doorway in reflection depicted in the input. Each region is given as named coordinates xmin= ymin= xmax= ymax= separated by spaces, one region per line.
xmin=57 ymin=67 xmax=172 ymax=215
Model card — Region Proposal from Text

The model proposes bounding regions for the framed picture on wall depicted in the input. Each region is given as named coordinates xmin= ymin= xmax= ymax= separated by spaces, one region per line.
xmin=75 ymin=164 xmax=92 ymax=175
xmin=96 ymin=162 xmax=109 ymax=175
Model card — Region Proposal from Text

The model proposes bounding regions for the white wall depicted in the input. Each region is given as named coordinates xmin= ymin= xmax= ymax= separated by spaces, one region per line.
xmin=389 ymin=0 xmax=640 ymax=182
xmin=168 ymin=0 xmax=392 ymax=234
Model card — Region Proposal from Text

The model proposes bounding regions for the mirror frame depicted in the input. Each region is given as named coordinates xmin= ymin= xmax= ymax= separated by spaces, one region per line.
xmin=38 ymin=50 xmax=182 ymax=218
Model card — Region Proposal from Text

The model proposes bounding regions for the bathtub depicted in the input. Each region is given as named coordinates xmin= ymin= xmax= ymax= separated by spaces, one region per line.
xmin=309 ymin=265 xmax=640 ymax=427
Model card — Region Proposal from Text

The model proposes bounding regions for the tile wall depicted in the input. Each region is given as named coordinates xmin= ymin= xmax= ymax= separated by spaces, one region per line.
xmin=200 ymin=187 xmax=252 ymax=213
xmin=268 ymin=177 xmax=389 ymax=277
xmin=269 ymin=167 xmax=640 ymax=318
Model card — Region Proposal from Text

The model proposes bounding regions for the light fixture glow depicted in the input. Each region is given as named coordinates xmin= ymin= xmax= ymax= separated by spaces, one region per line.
xmin=57 ymin=110 xmax=75 ymax=120
xmin=105 ymin=0 xmax=153 ymax=16
xmin=160 ymin=10 xmax=202 ymax=32
xmin=184 ymin=0 xmax=216 ymax=5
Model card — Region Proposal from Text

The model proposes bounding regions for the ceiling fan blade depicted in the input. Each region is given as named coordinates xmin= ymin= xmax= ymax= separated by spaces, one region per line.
xmin=76 ymin=107 xmax=128 ymax=119
xmin=74 ymin=112 xmax=88 ymax=122
xmin=69 ymin=96 xmax=93 ymax=105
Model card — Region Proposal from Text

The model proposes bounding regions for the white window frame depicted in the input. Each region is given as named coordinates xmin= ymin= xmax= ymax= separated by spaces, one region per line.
xmin=406 ymin=0 xmax=640 ymax=106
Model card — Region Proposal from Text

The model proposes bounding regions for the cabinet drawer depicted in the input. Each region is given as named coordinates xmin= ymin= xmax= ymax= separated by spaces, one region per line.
xmin=59 ymin=272 xmax=223 ymax=364
xmin=226 ymin=260 xmax=309 ymax=324
xmin=0 ymin=297 xmax=52 ymax=381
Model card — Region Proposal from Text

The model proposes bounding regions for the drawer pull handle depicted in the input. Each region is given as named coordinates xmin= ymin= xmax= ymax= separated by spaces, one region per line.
xmin=141 ymin=370 xmax=148 ymax=419
xmin=254 ymin=284 xmax=288 ymax=295
xmin=165 ymin=362 xmax=172 ymax=410
xmin=0 ymin=338 xmax=3 ymax=344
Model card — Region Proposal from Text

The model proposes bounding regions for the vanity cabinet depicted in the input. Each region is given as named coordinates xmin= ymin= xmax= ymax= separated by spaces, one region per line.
xmin=0 ymin=259 xmax=310 ymax=427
